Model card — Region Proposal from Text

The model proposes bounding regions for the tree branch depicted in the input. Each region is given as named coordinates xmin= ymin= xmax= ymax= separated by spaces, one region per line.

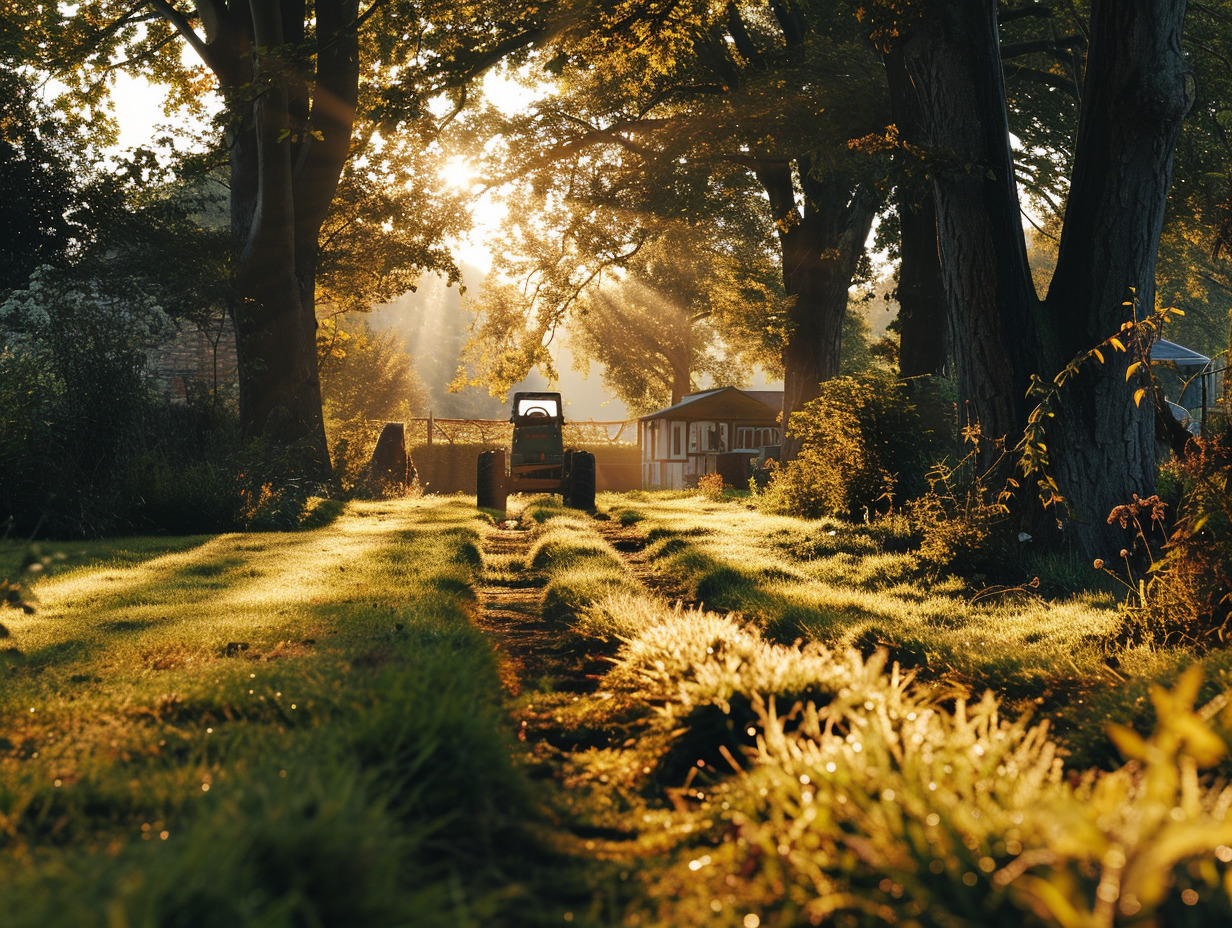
xmin=1000 ymin=36 xmax=1086 ymax=59
xmin=143 ymin=0 xmax=218 ymax=72
xmin=1003 ymin=64 xmax=1079 ymax=98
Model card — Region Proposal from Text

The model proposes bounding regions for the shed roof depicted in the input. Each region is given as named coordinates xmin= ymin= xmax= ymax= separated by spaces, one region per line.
xmin=1151 ymin=339 xmax=1211 ymax=369
xmin=639 ymin=386 xmax=782 ymax=422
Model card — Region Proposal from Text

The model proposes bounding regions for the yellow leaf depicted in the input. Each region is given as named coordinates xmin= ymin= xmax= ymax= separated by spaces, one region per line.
xmin=1110 ymin=337 xmax=1126 ymax=352
xmin=1125 ymin=361 xmax=1142 ymax=381
xmin=1134 ymin=388 xmax=1147 ymax=407
xmin=1168 ymin=306 xmax=1185 ymax=316
xmin=1092 ymin=348 xmax=1105 ymax=364
xmin=1108 ymin=722 xmax=1150 ymax=760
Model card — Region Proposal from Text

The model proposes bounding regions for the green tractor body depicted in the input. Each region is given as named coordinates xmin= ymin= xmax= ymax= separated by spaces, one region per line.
xmin=476 ymin=392 xmax=595 ymax=514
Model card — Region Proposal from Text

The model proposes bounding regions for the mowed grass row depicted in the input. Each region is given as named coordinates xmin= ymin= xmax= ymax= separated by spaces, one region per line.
xmin=509 ymin=493 xmax=1232 ymax=928
xmin=0 ymin=497 xmax=576 ymax=928
xmin=597 ymin=490 xmax=1232 ymax=765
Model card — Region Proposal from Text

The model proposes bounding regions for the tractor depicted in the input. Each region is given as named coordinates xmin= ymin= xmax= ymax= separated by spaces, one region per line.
xmin=476 ymin=391 xmax=596 ymax=514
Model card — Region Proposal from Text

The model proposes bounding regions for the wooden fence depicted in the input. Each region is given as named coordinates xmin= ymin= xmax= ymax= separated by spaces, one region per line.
xmin=407 ymin=416 xmax=638 ymax=447
xmin=406 ymin=416 xmax=641 ymax=494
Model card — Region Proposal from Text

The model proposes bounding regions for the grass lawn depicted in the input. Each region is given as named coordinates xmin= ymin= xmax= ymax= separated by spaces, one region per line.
xmin=0 ymin=497 xmax=578 ymax=927
xmin=502 ymin=491 xmax=1232 ymax=927
xmin=3 ymin=490 xmax=1232 ymax=927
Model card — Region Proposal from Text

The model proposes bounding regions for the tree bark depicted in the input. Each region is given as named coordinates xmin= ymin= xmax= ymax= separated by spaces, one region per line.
xmin=757 ymin=160 xmax=877 ymax=459
xmin=1042 ymin=0 xmax=1190 ymax=557
xmin=899 ymin=2 xmax=1040 ymax=460
xmin=884 ymin=44 xmax=948 ymax=379
xmin=894 ymin=0 xmax=1191 ymax=559
xmin=166 ymin=0 xmax=358 ymax=481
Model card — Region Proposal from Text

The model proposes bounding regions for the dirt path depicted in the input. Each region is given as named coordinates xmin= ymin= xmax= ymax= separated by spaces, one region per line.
xmin=472 ymin=512 xmax=697 ymax=700
xmin=472 ymin=520 xmax=605 ymax=697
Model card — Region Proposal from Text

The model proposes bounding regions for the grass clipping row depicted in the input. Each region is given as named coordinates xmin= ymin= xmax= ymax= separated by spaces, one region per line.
xmin=567 ymin=586 xmax=1232 ymax=926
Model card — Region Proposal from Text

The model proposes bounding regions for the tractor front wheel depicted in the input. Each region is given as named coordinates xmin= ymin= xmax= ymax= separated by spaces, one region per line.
xmin=477 ymin=450 xmax=507 ymax=513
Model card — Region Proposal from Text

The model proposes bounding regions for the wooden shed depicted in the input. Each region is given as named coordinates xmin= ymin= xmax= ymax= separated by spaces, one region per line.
xmin=638 ymin=387 xmax=782 ymax=489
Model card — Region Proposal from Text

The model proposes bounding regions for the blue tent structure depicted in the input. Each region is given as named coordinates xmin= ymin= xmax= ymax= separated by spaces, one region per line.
xmin=1150 ymin=338 xmax=1223 ymax=422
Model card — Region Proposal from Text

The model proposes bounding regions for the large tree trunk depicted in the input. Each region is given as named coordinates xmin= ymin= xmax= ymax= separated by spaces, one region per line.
xmin=899 ymin=2 xmax=1039 ymax=461
xmin=895 ymin=0 xmax=1190 ymax=559
xmin=203 ymin=0 xmax=359 ymax=481
xmin=895 ymin=187 xmax=948 ymax=379
xmin=1042 ymin=0 xmax=1190 ymax=557
xmin=757 ymin=160 xmax=877 ymax=459
xmin=884 ymin=45 xmax=948 ymax=379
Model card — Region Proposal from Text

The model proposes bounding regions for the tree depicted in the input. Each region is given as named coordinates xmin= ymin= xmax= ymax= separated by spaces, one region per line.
xmin=35 ymin=0 xmax=547 ymax=481
xmin=1154 ymin=0 xmax=1232 ymax=363
xmin=457 ymin=0 xmax=889 ymax=453
xmin=570 ymin=228 xmax=784 ymax=413
xmin=318 ymin=316 xmax=427 ymax=485
xmin=885 ymin=0 xmax=1192 ymax=557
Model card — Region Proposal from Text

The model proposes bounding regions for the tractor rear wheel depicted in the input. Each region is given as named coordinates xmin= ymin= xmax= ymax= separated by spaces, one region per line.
xmin=565 ymin=450 xmax=595 ymax=511
xmin=477 ymin=450 xmax=507 ymax=513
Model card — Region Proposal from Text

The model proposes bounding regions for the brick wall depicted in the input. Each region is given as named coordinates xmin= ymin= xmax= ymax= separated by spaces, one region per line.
xmin=147 ymin=315 xmax=238 ymax=400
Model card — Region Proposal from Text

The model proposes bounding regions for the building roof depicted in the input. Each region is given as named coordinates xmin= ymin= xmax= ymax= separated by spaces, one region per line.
xmin=1151 ymin=338 xmax=1211 ymax=370
xmin=639 ymin=386 xmax=783 ymax=422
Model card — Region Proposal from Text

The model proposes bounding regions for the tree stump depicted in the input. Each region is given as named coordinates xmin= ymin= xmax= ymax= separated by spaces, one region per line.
xmin=360 ymin=422 xmax=416 ymax=496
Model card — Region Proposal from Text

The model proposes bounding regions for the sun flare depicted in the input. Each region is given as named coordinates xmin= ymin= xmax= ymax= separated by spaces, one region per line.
xmin=440 ymin=156 xmax=477 ymax=190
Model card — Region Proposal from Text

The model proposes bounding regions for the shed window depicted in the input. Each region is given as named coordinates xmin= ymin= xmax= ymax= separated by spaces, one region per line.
xmin=688 ymin=421 xmax=720 ymax=453
xmin=735 ymin=427 xmax=780 ymax=450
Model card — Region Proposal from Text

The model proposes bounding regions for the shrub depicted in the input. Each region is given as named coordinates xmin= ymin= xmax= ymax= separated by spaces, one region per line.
xmin=698 ymin=472 xmax=724 ymax=501
xmin=909 ymin=442 xmax=1015 ymax=576
xmin=128 ymin=456 xmax=243 ymax=534
xmin=1143 ymin=432 xmax=1232 ymax=643
xmin=0 ymin=268 xmax=176 ymax=535
xmin=759 ymin=373 xmax=953 ymax=521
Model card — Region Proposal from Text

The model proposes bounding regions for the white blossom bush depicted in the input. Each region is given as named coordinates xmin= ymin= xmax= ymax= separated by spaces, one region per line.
xmin=0 ymin=266 xmax=176 ymax=534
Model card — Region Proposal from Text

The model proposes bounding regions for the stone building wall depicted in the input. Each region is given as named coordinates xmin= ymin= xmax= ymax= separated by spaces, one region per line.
xmin=147 ymin=315 xmax=238 ymax=401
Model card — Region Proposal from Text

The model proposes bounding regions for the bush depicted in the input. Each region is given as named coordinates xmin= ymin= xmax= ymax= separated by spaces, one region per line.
xmin=909 ymin=442 xmax=1016 ymax=576
xmin=1144 ymin=431 xmax=1232 ymax=643
xmin=698 ymin=471 xmax=724 ymax=500
xmin=760 ymin=373 xmax=953 ymax=521
xmin=128 ymin=456 xmax=243 ymax=534
xmin=0 ymin=269 xmax=176 ymax=535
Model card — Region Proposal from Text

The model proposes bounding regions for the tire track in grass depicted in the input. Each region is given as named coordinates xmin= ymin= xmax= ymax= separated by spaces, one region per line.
xmin=474 ymin=519 xmax=605 ymax=696
xmin=474 ymin=509 xmax=696 ymax=698
xmin=591 ymin=518 xmax=696 ymax=607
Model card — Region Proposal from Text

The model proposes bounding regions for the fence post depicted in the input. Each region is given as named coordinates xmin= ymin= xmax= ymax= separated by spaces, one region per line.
xmin=427 ymin=411 xmax=434 ymax=447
